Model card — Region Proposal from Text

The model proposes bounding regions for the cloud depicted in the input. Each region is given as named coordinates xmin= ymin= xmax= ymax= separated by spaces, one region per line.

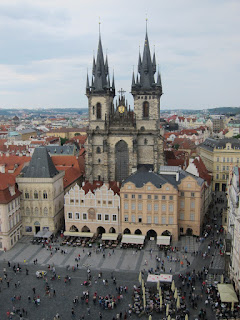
xmin=0 ymin=0 xmax=239 ymax=109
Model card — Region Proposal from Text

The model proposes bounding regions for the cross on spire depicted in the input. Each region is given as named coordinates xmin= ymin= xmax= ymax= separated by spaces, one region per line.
xmin=118 ymin=88 xmax=126 ymax=98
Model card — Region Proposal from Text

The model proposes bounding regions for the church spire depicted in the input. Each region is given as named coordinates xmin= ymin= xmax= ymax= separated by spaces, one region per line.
xmin=86 ymin=72 xmax=90 ymax=94
xmin=132 ymin=71 xmax=135 ymax=87
xmin=131 ymin=25 xmax=162 ymax=95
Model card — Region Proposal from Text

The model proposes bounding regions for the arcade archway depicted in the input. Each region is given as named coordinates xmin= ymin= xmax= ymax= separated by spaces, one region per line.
xmin=123 ymin=228 xmax=131 ymax=234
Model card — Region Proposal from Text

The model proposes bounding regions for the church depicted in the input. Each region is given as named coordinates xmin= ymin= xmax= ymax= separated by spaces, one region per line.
xmin=85 ymin=28 xmax=164 ymax=183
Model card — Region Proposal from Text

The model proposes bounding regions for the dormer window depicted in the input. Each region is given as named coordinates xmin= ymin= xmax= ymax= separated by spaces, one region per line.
xmin=9 ymin=185 xmax=15 ymax=196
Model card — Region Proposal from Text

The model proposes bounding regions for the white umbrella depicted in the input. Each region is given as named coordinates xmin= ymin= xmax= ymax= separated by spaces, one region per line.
xmin=167 ymin=315 xmax=171 ymax=320
xmin=148 ymin=315 xmax=152 ymax=320
xmin=139 ymin=271 xmax=142 ymax=284
xmin=185 ymin=314 xmax=188 ymax=320
xmin=157 ymin=280 xmax=160 ymax=290
xmin=231 ymin=301 xmax=235 ymax=312
xmin=176 ymin=296 xmax=180 ymax=310
xmin=160 ymin=295 xmax=163 ymax=309
xmin=158 ymin=286 xmax=162 ymax=297
xmin=171 ymin=279 xmax=175 ymax=292
xmin=166 ymin=303 xmax=169 ymax=316
xmin=174 ymin=288 xmax=178 ymax=299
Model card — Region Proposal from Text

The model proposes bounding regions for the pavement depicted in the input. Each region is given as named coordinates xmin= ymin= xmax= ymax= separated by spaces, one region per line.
xmin=0 ymin=192 xmax=228 ymax=320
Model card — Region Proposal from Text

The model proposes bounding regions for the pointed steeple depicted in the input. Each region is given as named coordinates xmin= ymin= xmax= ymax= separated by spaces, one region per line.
xmin=107 ymin=74 xmax=110 ymax=88
xmin=112 ymin=71 xmax=115 ymax=92
xmin=132 ymin=71 xmax=135 ymax=87
xmin=105 ymin=55 xmax=108 ymax=75
xmin=86 ymin=72 xmax=90 ymax=92
xmin=138 ymin=51 xmax=142 ymax=73
xmin=153 ymin=51 xmax=156 ymax=73
xmin=92 ymin=56 xmax=96 ymax=76
xmin=156 ymin=71 xmax=162 ymax=87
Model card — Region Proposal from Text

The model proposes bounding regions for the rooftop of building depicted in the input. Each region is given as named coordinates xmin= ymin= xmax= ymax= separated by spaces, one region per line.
xmin=200 ymin=138 xmax=240 ymax=151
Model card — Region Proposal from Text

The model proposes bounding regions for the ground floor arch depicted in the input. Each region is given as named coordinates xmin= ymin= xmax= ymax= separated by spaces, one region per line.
xmin=123 ymin=228 xmax=131 ymax=234
xmin=162 ymin=230 xmax=171 ymax=236
xmin=147 ymin=229 xmax=157 ymax=239
xmin=81 ymin=226 xmax=90 ymax=232
xmin=109 ymin=227 xmax=116 ymax=233
xmin=70 ymin=225 xmax=79 ymax=232
xmin=135 ymin=229 xmax=142 ymax=235
xmin=186 ymin=228 xmax=193 ymax=236
xmin=97 ymin=226 xmax=106 ymax=235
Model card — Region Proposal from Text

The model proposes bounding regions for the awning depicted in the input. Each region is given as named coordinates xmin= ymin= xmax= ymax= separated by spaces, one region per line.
xmin=102 ymin=233 xmax=118 ymax=241
xmin=34 ymin=230 xmax=45 ymax=237
xmin=157 ymin=236 xmax=171 ymax=246
xmin=147 ymin=274 xmax=173 ymax=283
xmin=42 ymin=231 xmax=53 ymax=239
xmin=64 ymin=231 xmax=94 ymax=238
xmin=121 ymin=234 xmax=145 ymax=245
xmin=217 ymin=284 xmax=238 ymax=303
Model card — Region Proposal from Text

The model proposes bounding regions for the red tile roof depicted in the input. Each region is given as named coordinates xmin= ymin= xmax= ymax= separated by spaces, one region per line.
xmin=82 ymin=181 xmax=120 ymax=195
xmin=0 ymin=155 xmax=31 ymax=176
xmin=192 ymin=157 xmax=212 ymax=186
xmin=0 ymin=173 xmax=21 ymax=204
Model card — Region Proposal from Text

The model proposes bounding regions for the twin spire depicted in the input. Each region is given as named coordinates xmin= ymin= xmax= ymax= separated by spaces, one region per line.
xmin=86 ymin=26 xmax=162 ymax=95
xmin=132 ymin=30 xmax=162 ymax=93
xmin=86 ymin=33 xmax=115 ymax=95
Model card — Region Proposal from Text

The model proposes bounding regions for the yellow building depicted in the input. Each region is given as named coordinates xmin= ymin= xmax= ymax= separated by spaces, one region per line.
xmin=120 ymin=166 xmax=206 ymax=241
xmin=199 ymin=138 xmax=240 ymax=192
xmin=16 ymin=147 xmax=65 ymax=235
xmin=46 ymin=128 xmax=87 ymax=140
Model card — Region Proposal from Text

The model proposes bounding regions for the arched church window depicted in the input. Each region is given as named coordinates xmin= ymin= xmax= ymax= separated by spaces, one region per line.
xmin=34 ymin=190 xmax=38 ymax=199
xmin=143 ymin=101 xmax=149 ymax=118
xmin=98 ymin=159 xmax=101 ymax=163
xmin=144 ymin=139 xmax=148 ymax=145
xmin=44 ymin=207 xmax=48 ymax=215
xmin=96 ymin=103 xmax=102 ymax=119
xmin=140 ymin=126 xmax=145 ymax=131
xmin=96 ymin=147 xmax=101 ymax=154
xmin=96 ymin=126 xmax=100 ymax=130
xmin=98 ymin=175 xmax=101 ymax=181
xmin=43 ymin=190 xmax=48 ymax=199
xmin=92 ymin=106 xmax=95 ymax=115
xmin=35 ymin=207 xmax=39 ymax=215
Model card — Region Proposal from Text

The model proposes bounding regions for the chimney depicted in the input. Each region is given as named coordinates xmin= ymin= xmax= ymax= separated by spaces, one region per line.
xmin=176 ymin=172 xmax=179 ymax=182
xmin=82 ymin=181 xmax=85 ymax=187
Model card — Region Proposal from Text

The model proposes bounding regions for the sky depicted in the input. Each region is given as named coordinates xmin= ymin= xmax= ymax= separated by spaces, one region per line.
xmin=0 ymin=0 xmax=239 ymax=110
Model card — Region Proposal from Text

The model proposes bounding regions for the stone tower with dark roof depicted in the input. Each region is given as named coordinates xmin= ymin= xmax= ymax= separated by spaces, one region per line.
xmin=85 ymin=28 xmax=164 ymax=183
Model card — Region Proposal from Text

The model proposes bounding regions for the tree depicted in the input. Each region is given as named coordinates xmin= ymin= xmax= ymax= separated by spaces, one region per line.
xmin=60 ymin=137 xmax=68 ymax=145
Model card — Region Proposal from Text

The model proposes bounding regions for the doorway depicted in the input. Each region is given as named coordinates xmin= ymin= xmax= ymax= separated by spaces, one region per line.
xmin=35 ymin=226 xmax=40 ymax=234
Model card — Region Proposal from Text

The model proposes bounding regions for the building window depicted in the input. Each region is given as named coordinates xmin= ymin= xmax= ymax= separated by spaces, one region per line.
xmin=112 ymin=214 xmax=117 ymax=221
xmin=169 ymin=196 xmax=173 ymax=200
xmin=108 ymin=201 xmax=112 ymax=205
xmin=68 ymin=212 xmax=73 ymax=219
xmin=144 ymin=138 xmax=148 ymax=145
xmin=154 ymin=195 xmax=158 ymax=200
xmin=227 ymin=166 xmax=229 ymax=171
xmin=191 ymin=192 xmax=195 ymax=197
xmin=35 ymin=207 xmax=39 ymax=215
xmin=147 ymin=216 xmax=152 ymax=223
xmin=180 ymin=212 xmax=184 ymax=220
xmin=169 ymin=216 xmax=174 ymax=224
xmin=143 ymin=101 xmax=149 ymax=118
xmin=138 ymin=203 xmax=142 ymax=211
xmin=190 ymin=213 xmax=195 ymax=221
xmin=169 ymin=204 xmax=174 ymax=212
xmin=166 ymin=187 xmax=170 ymax=191
xmin=162 ymin=195 xmax=166 ymax=200
xmin=237 ymin=158 xmax=239 ymax=163
xmin=96 ymin=102 xmax=102 ymax=119
xmin=44 ymin=207 xmax=48 ymax=216
xmin=154 ymin=216 xmax=158 ymax=224
xmin=43 ymin=190 xmax=48 ymax=199
xmin=223 ymin=166 xmax=225 ymax=171
xmin=25 ymin=192 xmax=29 ymax=199
xmin=154 ymin=204 xmax=158 ymax=212
xmin=105 ymin=214 xmax=109 ymax=221
xmin=132 ymin=194 xmax=135 ymax=199
xmin=187 ymin=184 xmax=191 ymax=188
xmin=180 ymin=200 xmax=184 ymax=208
xmin=96 ymin=147 xmax=101 ymax=154
xmin=124 ymin=194 xmax=128 ymax=199
xmin=191 ymin=201 xmax=195 ymax=209
xmin=223 ymin=157 xmax=225 ymax=162
xmin=217 ymin=166 xmax=219 ymax=171
xmin=216 ymin=174 xmax=219 ymax=179
xmin=124 ymin=202 xmax=128 ymax=210
xmin=34 ymin=191 xmax=38 ymax=199
xmin=124 ymin=215 xmax=128 ymax=222
xmin=227 ymin=158 xmax=229 ymax=163
xmin=147 ymin=186 xmax=151 ymax=190
xmin=97 ymin=214 xmax=102 ymax=221
xmin=127 ymin=185 xmax=131 ymax=189
xmin=26 ymin=207 xmax=30 ymax=216
xmin=217 ymin=157 xmax=219 ymax=162
xmin=147 ymin=204 xmax=152 ymax=211
xmin=162 ymin=204 xmax=166 ymax=212
xmin=138 ymin=195 xmax=142 ymax=199
xmin=83 ymin=213 xmax=87 ymax=220
xmin=138 ymin=216 xmax=142 ymax=223
xmin=131 ymin=203 xmax=136 ymax=210
xmin=147 ymin=195 xmax=151 ymax=200
xmin=222 ymin=174 xmax=225 ymax=180
xmin=161 ymin=216 xmax=166 ymax=224
xmin=180 ymin=192 xmax=184 ymax=197
xmin=180 ymin=227 xmax=184 ymax=233
xmin=131 ymin=215 xmax=136 ymax=222
xmin=75 ymin=212 xmax=80 ymax=219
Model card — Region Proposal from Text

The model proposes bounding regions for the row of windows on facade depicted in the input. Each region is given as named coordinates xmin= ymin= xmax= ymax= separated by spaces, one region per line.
xmin=93 ymin=101 xmax=150 ymax=120
xmin=126 ymin=184 xmax=194 ymax=191
xmin=0 ymin=228 xmax=21 ymax=248
xmin=67 ymin=212 xmax=195 ymax=223
xmin=216 ymin=174 xmax=229 ymax=180
xmin=25 ymin=191 xmax=48 ymax=199
xmin=8 ymin=198 xmax=20 ymax=212
xmin=67 ymin=212 xmax=117 ymax=222
xmin=25 ymin=207 xmax=49 ymax=215
xmin=8 ymin=212 xmax=21 ymax=230
xmin=124 ymin=201 xmax=195 ymax=211
xmin=123 ymin=213 xmax=195 ymax=223
xmin=124 ymin=193 xmax=195 ymax=200
xmin=216 ymin=165 xmax=233 ymax=171
xmin=68 ymin=199 xmax=115 ymax=206
xmin=216 ymin=157 xmax=239 ymax=163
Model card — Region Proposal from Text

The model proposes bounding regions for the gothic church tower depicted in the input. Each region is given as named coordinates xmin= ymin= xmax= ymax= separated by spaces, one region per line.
xmin=85 ymin=28 xmax=164 ymax=184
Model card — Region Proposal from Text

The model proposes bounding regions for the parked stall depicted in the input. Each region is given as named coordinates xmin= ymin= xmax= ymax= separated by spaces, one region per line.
xmin=120 ymin=234 xmax=145 ymax=249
